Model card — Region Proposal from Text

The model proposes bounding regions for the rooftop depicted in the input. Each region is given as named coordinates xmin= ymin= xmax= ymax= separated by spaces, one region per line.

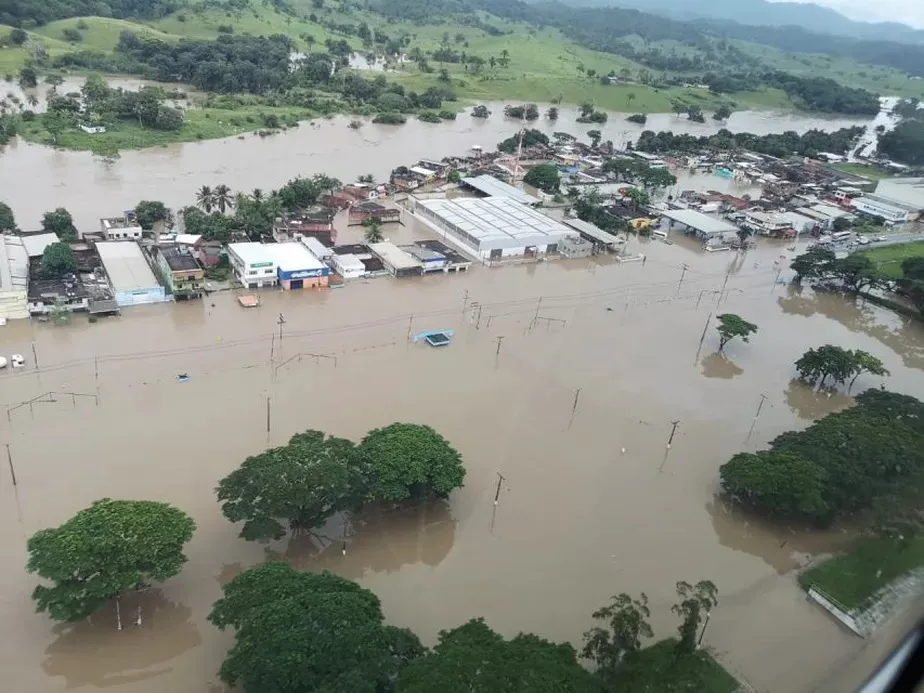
xmin=369 ymin=242 xmax=423 ymax=271
xmin=562 ymin=217 xmax=622 ymax=246
xmin=101 ymin=216 xmax=142 ymax=230
xmin=875 ymin=177 xmax=924 ymax=209
xmin=228 ymin=242 xmax=276 ymax=267
xmin=96 ymin=241 xmax=161 ymax=292
xmin=28 ymin=276 xmax=88 ymax=301
xmin=20 ymin=232 xmax=61 ymax=259
xmin=461 ymin=175 xmax=540 ymax=205
xmin=333 ymin=244 xmax=371 ymax=256
xmin=265 ymin=242 xmax=326 ymax=272
xmin=161 ymin=246 xmax=201 ymax=272
xmin=415 ymin=240 xmax=472 ymax=265
xmin=299 ymin=236 xmax=332 ymax=259
xmin=402 ymin=245 xmax=445 ymax=262
xmin=657 ymin=208 xmax=738 ymax=237
xmin=417 ymin=197 xmax=571 ymax=244
xmin=1 ymin=234 xmax=28 ymax=292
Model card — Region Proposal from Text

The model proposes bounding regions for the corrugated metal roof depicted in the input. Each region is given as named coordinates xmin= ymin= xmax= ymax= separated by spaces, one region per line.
xmin=368 ymin=242 xmax=422 ymax=271
xmin=462 ymin=175 xmax=539 ymax=205
xmin=418 ymin=197 xmax=569 ymax=243
xmin=96 ymin=241 xmax=161 ymax=293
xmin=659 ymin=209 xmax=738 ymax=236
xmin=562 ymin=218 xmax=622 ymax=245
xmin=21 ymin=233 xmax=60 ymax=258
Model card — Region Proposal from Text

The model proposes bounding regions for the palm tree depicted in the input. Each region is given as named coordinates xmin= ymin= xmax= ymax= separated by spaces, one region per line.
xmin=196 ymin=185 xmax=214 ymax=213
xmin=251 ymin=188 xmax=264 ymax=203
xmin=213 ymin=184 xmax=234 ymax=214
xmin=362 ymin=218 xmax=384 ymax=243
xmin=26 ymin=93 xmax=38 ymax=109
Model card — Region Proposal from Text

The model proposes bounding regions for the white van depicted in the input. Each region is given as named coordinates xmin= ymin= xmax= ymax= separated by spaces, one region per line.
xmin=651 ymin=229 xmax=668 ymax=240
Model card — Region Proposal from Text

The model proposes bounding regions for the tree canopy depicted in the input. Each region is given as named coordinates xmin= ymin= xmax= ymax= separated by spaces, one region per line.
xmin=216 ymin=429 xmax=363 ymax=541
xmin=359 ymin=423 xmax=466 ymax=502
xmin=635 ymin=126 xmax=864 ymax=158
xmin=134 ymin=200 xmax=171 ymax=230
xmin=209 ymin=562 xmax=423 ymax=693
xmin=41 ymin=242 xmax=78 ymax=278
xmin=672 ymin=580 xmax=718 ymax=654
xmin=715 ymin=313 xmax=758 ymax=352
xmin=720 ymin=390 xmax=924 ymax=528
xmin=0 ymin=201 xmax=16 ymax=231
xmin=523 ymin=163 xmax=561 ymax=194
xmin=582 ymin=592 xmax=653 ymax=678
xmin=795 ymin=345 xmax=888 ymax=389
xmin=395 ymin=618 xmax=599 ymax=693
xmin=27 ymin=499 xmax=196 ymax=621
xmin=41 ymin=207 xmax=78 ymax=242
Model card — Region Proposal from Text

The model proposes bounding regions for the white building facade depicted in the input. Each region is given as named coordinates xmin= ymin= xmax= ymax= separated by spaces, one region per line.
xmin=852 ymin=196 xmax=919 ymax=225
xmin=228 ymin=243 xmax=278 ymax=288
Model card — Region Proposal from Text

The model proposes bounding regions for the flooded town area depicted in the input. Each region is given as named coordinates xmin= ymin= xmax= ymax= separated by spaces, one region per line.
xmin=2 ymin=93 xmax=924 ymax=693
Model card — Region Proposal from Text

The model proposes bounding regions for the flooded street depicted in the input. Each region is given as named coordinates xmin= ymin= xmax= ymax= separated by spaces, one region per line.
xmin=2 ymin=225 xmax=924 ymax=692
xmin=0 ymin=95 xmax=869 ymax=231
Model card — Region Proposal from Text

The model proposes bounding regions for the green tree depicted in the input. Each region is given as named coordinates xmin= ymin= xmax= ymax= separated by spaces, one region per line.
xmin=671 ymin=581 xmax=719 ymax=654
xmin=795 ymin=344 xmax=857 ymax=386
xmin=27 ymin=499 xmax=195 ymax=622
xmin=832 ymin=215 xmax=852 ymax=233
xmin=625 ymin=187 xmax=650 ymax=209
xmin=831 ymin=254 xmax=878 ymax=293
xmin=18 ymin=66 xmax=37 ymax=88
xmin=715 ymin=314 xmax=758 ymax=352
xmin=40 ymin=242 xmax=77 ymax=277
xmin=196 ymin=185 xmax=214 ymax=213
xmin=396 ymin=618 xmax=598 ymax=692
xmin=134 ymin=200 xmax=171 ymax=230
xmin=546 ymin=106 xmax=558 ymax=120
xmin=210 ymin=562 xmax=422 ymax=693
xmin=791 ymin=246 xmax=835 ymax=282
xmin=0 ymin=201 xmax=16 ymax=231
xmin=81 ymin=74 xmax=110 ymax=113
xmin=41 ymin=207 xmax=78 ymax=241
xmin=43 ymin=111 xmax=69 ymax=146
xmin=720 ymin=451 xmax=830 ymax=522
xmin=213 ymin=183 xmax=234 ymax=214
xmin=849 ymin=349 xmax=889 ymax=390
xmin=359 ymin=423 xmax=465 ymax=502
xmin=523 ymin=163 xmax=561 ymax=194
xmin=582 ymin=593 xmax=653 ymax=679
xmin=899 ymin=256 xmax=924 ymax=315
xmin=9 ymin=28 xmax=28 ymax=46
xmin=447 ymin=170 xmax=462 ymax=183
xmin=363 ymin=217 xmax=384 ymax=243
xmin=712 ymin=104 xmax=732 ymax=121
xmin=587 ymin=129 xmax=602 ymax=148
xmin=216 ymin=430 xmax=362 ymax=541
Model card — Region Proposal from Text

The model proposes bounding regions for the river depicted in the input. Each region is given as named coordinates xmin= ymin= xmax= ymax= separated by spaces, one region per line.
xmin=1 ymin=81 xmax=873 ymax=231
xmin=1 ymin=225 xmax=924 ymax=692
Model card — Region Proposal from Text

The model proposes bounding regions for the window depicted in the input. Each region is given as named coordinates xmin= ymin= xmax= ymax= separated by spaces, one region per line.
xmin=265 ymin=269 xmax=274 ymax=275
xmin=490 ymin=248 xmax=503 ymax=259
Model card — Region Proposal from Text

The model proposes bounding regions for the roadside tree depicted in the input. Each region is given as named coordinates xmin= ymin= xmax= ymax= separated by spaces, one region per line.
xmin=523 ymin=163 xmax=561 ymax=194
xmin=831 ymin=254 xmax=878 ymax=293
xmin=582 ymin=592 xmax=653 ymax=678
xmin=396 ymin=618 xmax=598 ymax=693
xmin=216 ymin=429 xmax=362 ymax=541
xmin=359 ymin=423 xmax=465 ymax=502
xmin=715 ymin=313 xmax=758 ymax=352
xmin=899 ymin=256 xmax=924 ymax=315
xmin=210 ymin=562 xmax=422 ymax=693
xmin=41 ymin=242 xmax=78 ymax=277
xmin=790 ymin=246 xmax=835 ymax=282
xmin=27 ymin=499 xmax=195 ymax=622
xmin=720 ymin=451 xmax=830 ymax=522
xmin=41 ymin=207 xmax=78 ymax=241
xmin=671 ymin=581 xmax=719 ymax=654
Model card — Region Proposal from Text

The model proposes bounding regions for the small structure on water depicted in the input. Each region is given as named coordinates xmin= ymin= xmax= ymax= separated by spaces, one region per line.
xmin=412 ymin=329 xmax=454 ymax=347
xmin=237 ymin=295 xmax=260 ymax=308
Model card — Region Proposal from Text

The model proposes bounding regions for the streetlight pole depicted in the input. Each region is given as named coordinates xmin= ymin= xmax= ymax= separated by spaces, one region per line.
xmin=697 ymin=610 xmax=712 ymax=649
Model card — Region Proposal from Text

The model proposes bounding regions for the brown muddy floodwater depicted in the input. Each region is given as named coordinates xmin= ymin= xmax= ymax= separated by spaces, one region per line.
xmin=2 ymin=223 xmax=924 ymax=693
xmin=0 ymin=93 xmax=871 ymax=231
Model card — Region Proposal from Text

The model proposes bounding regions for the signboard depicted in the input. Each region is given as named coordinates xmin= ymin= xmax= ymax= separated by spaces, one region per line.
xmin=283 ymin=267 xmax=329 ymax=280
xmin=249 ymin=261 xmax=275 ymax=269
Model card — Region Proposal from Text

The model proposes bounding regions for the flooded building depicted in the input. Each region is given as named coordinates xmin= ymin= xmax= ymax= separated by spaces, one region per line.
xmin=658 ymin=208 xmax=738 ymax=242
xmin=96 ymin=241 xmax=167 ymax=307
xmin=558 ymin=234 xmax=594 ymax=258
xmin=227 ymin=243 xmax=278 ymax=289
xmin=0 ymin=234 xmax=29 ymax=320
xmin=265 ymin=243 xmax=330 ymax=290
xmin=414 ymin=197 xmax=568 ymax=261
xmin=413 ymin=240 xmax=471 ymax=272
xmin=348 ymin=202 xmax=401 ymax=226
xmin=402 ymin=244 xmax=448 ymax=272
xmin=272 ymin=211 xmax=335 ymax=245
xmin=100 ymin=215 xmax=143 ymax=241
xmin=299 ymin=236 xmax=333 ymax=263
xmin=153 ymin=246 xmax=204 ymax=300
xmin=329 ymin=253 xmax=366 ymax=279
xmin=368 ymin=242 xmax=423 ymax=277
xmin=460 ymin=174 xmax=539 ymax=205
xmin=27 ymin=275 xmax=89 ymax=316
xmin=19 ymin=232 xmax=60 ymax=260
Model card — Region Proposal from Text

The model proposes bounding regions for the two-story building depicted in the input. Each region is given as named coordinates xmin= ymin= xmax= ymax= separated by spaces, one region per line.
xmin=155 ymin=246 xmax=204 ymax=299
xmin=271 ymin=211 xmax=336 ymax=245
xmin=228 ymin=242 xmax=278 ymax=289
xmin=741 ymin=211 xmax=795 ymax=237
xmin=852 ymin=195 xmax=920 ymax=225
xmin=100 ymin=215 xmax=143 ymax=241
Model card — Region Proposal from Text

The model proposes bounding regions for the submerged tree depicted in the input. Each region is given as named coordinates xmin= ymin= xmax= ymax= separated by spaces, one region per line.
xmin=671 ymin=581 xmax=719 ymax=654
xmin=363 ymin=217 xmax=384 ymax=243
xmin=582 ymin=592 xmax=653 ymax=678
xmin=795 ymin=345 xmax=889 ymax=389
xmin=216 ymin=429 xmax=362 ymax=541
xmin=41 ymin=207 xmax=78 ymax=242
xmin=41 ymin=242 xmax=77 ymax=278
xmin=715 ymin=313 xmax=758 ymax=352
xmin=27 ymin=499 xmax=195 ymax=622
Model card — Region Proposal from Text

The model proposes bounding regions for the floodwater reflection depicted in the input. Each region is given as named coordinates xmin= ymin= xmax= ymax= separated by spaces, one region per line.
xmin=270 ymin=498 xmax=456 ymax=579
xmin=41 ymin=590 xmax=201 ymax=689
xmin=701 ymin=352 xmax=744 ymax=379
xmin=784 ymin=379 xmax=854 ymax=421
xmin=706 ymin=499 xmax=854 ymax=575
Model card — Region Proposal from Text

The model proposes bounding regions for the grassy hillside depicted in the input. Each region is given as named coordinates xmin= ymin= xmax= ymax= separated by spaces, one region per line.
xmin=35 ymin=17 xmax=178 ymax=52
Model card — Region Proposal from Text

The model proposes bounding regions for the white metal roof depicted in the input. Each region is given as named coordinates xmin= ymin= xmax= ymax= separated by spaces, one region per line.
xmin=462 ymin=175 xmax=539 ymax=205
xmin=333 ymin=253 xmax=365 ymax=271
xmin=418 ymin=197 xmax=570 ymax=246
xmin=0 ymin=234 xmax=28 ymax=291
xmin=299 ymin=236 xmax=331 ymax=259
xmin=228 ymin=242 xmax=276 ymax=267
xmin=96 ymin=241 xmax=161 ymax=293
xmin=368 ymin=242 xmax=422 ymax=271
xmin=265 ymin=243 xmax=325 ymax=272
xmin=21 ymin=233 xmax=60 ymax=258
xmin=562 ymin=217 xmax=622 ymax=245
xmin=175 ymin=234 xmax=202 ymax=246
xmin=875 ymin=178 xmax=924 ymax=209
xmin=658 ymin=209 xmax=738 ymax=236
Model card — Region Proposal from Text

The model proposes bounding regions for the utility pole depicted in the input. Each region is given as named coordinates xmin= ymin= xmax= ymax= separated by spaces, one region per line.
xmin=677 ymin=264 xmax=689 ymax=295
xmin=406 ymin=314 xmax=414 ymax=341
xmin=266 ymin=397 xmax=271 ymax=434
xmin=666 ymin=420 xmax=680 ymax=449
xmin=568 ymin=388 xmax=582 ymax=428
xmin=462 ymin=289 xmax=470 ymax=316
xmin=31 ymin=341 xmax=38 ymax=369
xmin=716 ymin=270 xmax=731 ymax=307
xmin=697 ymin=610 xmax=712 ymax=649
xmin=494 ymin=472 xmax=505 ymax=506
xmin=746 ymin=394 xmax=768 ymax=441
xmin=5 ymin=444 xmax=16 ymax=486
xmin=495 ymin=335 xmax=505 ymax=356
xmin=771 ymin=268 xmax=783 ymax=294
xmin=277 ymin=313 xmax=286 ymax=341
xmin=694 ymin=312 xmax=713 ymax=365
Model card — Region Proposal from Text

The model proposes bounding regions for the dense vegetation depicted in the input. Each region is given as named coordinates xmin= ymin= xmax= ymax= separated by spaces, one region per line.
xmin=879 ymin=99 xmax=924 ymax=165
xmin=720 ymin=390 xmax=924 ymax=532
xmin=635 ymin=126 xmax=865 ymax=158
xmin=0 ymin=0 xmax=175 ymax=26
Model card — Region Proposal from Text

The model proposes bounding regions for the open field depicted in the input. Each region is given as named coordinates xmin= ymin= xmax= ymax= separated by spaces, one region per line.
xmin=799 ymin=535 xmax=924 ymax=610
xmin=861 ymin=240 xmax=924 ymax=279
xmin=830 ymin=162 xmax=894 ymax=180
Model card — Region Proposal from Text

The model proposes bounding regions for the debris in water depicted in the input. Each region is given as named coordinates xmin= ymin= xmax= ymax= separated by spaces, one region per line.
xmin=176 ymin=373 xmax=190 ymax=383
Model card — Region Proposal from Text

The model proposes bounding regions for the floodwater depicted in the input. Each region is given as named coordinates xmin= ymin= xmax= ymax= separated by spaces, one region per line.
xmin=2 ymin=222 xmax=924 ymax=693
xmin=1 ymin=91 xmax=871 ymax=231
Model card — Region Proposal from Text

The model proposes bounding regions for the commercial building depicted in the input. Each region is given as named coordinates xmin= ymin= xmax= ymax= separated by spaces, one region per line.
xmin=227 ymin=243 xmax=278 ymax=289
xmin=299 ymin=236 xmax=333 ymax=262
xmin=0 ymin=234 xmax=29 ymax=320
xmin=96 ymin=241 xmax=167 ymax=307
xmin=265 ymin=243 xmax=330 ymax=290
xmin=657 ymin=208 xmax=738 ymax=241
xmin=562 ymin=217 xmax=624 ymax=252
xmin=414 ymin=197 xmax=569 ymax=261
xmin=558 ymin=234 xmax=594 ymax=258
xmin=460 ymin=175 xmax=540 ymax=205
xmin=852 ymin=195 xmax=920 ymax=225
xmin=402 ymin=244 xmax=448 ymax=272
xmin=101 ymin=215 xmax=143 ymax=241
xmin=330 ymin=253 xmax=366 ymax=279
xmin=874 ymin=177 xmax=924 ymax=211
xmin=413 ymin=240 xmax=471 ymax=272
xmin=154 ymin=246 xmax=204 ymax=299
xmin=741 ymin=211 xmax=795 ymax=237
xmin=368 ymin=242 xmax=423 ymax=277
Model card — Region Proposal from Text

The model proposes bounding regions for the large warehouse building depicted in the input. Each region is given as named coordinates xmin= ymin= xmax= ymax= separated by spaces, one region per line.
xmin=96 ymin=241 xmax=167 ymax=307
xmin=414 ymin=197 xmax=570 ymax=261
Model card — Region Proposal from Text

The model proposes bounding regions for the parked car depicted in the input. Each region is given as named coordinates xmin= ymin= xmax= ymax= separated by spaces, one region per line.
xmin=857 ymin=236 xmax=871 ymax=245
